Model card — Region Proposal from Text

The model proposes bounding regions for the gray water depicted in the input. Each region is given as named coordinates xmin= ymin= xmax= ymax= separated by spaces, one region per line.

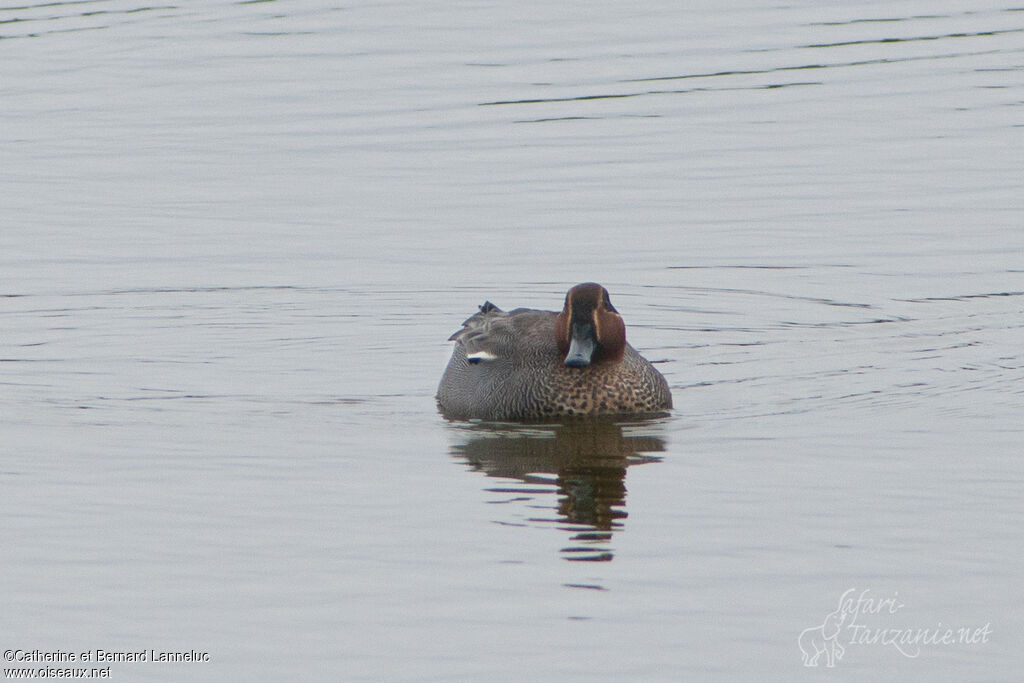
xmin=2 ymin=1 xmax=1023 ymax=680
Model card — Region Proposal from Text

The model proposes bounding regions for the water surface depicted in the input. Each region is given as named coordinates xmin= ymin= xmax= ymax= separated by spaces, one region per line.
xmin=2 ymin=0 xmax=1022 ymax=680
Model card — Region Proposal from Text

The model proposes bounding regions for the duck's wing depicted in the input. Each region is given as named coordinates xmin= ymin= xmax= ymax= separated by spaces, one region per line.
xmin=444 ymin=303 xmax=548 ymax=362
xmin=446 ymin=302 xmax=516 ymax=363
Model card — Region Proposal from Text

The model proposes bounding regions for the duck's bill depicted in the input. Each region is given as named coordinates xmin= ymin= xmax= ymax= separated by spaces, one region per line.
xmin=564 ymin=323 xmax=595 ymax=367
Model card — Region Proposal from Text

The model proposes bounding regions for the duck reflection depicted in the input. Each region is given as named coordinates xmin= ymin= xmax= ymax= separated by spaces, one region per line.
xmin=448 ymin=418 xmax=667 ymax=562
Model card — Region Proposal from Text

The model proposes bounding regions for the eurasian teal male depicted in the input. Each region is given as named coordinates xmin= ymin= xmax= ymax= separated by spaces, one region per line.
xmin=437 ymin=283 xmax=672 ymax=420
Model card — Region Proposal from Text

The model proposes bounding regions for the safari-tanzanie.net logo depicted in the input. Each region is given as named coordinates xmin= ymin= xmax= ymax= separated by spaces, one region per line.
xmin=798 ymin=588 xmax=992 ymax=667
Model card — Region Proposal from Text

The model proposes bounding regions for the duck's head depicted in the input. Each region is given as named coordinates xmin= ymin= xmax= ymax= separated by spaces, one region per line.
xmin=555 ymin=283 xmax=626 ymax=368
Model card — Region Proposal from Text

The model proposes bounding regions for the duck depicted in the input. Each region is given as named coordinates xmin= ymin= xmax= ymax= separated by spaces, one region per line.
xmin=437 ymin=283 xmax=672 ymax=421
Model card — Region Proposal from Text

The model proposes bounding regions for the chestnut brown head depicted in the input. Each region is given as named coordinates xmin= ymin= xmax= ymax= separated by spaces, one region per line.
xmin=555 ymin=283 xmax=627 ymax=368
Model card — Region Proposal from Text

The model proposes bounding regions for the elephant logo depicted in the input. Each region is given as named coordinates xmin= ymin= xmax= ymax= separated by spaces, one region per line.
xmin=798 ymin=607 xmax=848 ymax=667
